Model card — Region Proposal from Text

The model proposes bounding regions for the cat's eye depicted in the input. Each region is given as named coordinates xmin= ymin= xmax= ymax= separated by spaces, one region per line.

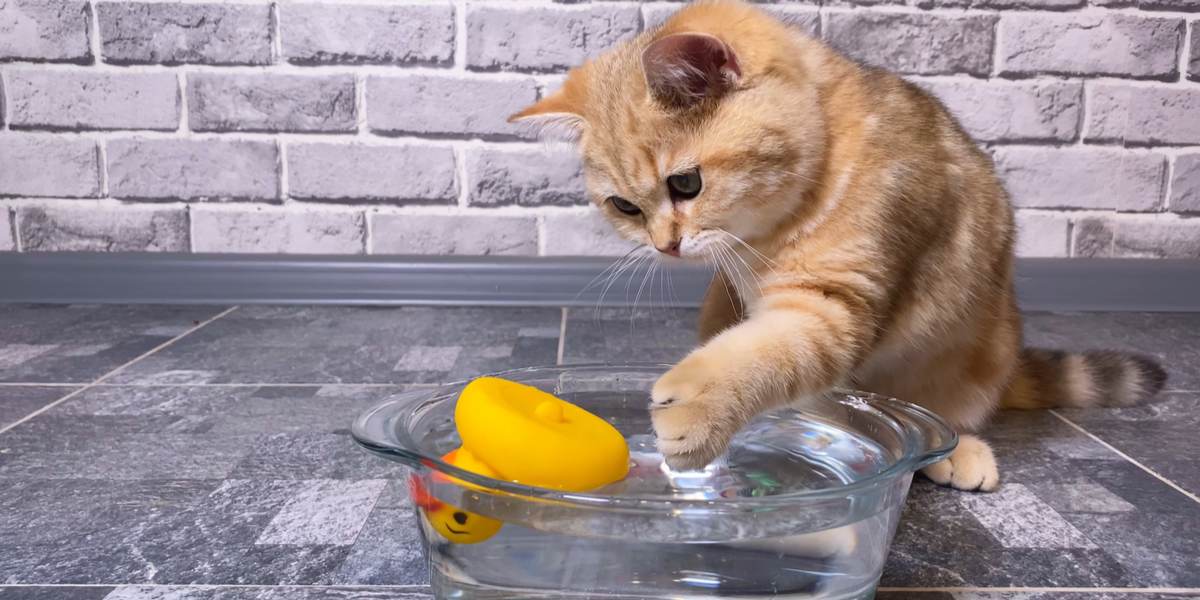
xmin=667 ymin=168 xmax=702 ymax=201
xmin=608 ymin=196 xmax=641 ymax=216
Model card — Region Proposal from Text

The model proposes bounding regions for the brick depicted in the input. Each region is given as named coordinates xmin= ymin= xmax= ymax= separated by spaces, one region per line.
xmin=1013 ymin=211 xmax=1069 ymax=258
xmin=17 ymin=204 xmax=187 ymax=252
xmin=288 ymin=143 xmax=457 ymax=203
xmin=538 ymin=75 xmax=567 ymax=100
xmin=1072 ymin=218 xmax=1114 ymax=258
xmin=918 ymin=0 xmax=1082 ymax=7
xmin=98 ymin=2 xmax=271 ymax=65
xmin=0 ymin=0 xmax=90 ymax=62
xmin=192 ymin=206 xmax=364 ymax=254
xmin=994 ymin=147 xmax=1165 ymax=211
xmin=107 ymin=138 xmax=278 ymax=201
xmin=1091 ymin=0 xmax=1200 ymax=7
xmin=543 ymin=211 xmax=638 ymax=257
xmin=7 ymin=70 xmax=179 ymax=131
xmin=999 ymin=15 xmax=1183 ymax=79
xmin=367 ymin=75 xmax=538 ymax=139
xmin=465 ymin=146 xmax=583 ymax=207
xmin=1111 ymin=218 xmax=1200 ymax=259
xmin=642 ymin=4 xmax=681 ymax=29
xmin=1079 ymin=216 xmax=1200 ymax=258
xmin=370 ymin=214 xmax=537 ymax=256
xmin=916 ymin=79 xmax=1081 ymax=143
xmin=1190 ymin=22 xmax=1199 ymax=82
xmin=1138 ymin=0 xmax=1200 ymax=9
xmin=824 ymin=12 xmax=996 ymax=76
xmin=467 ymin=4 xmax=639 ymax=73
xmin=280 ymin=2 xmax=454 ymax=66
xmin=0 ymin=133 xmax=100 ymax=198
xmin=645 ymin=5 xmax=819 ymax=37
xmin=1170 ymin=154 xmax=1200 ymax=213
xmin=0 ymin=209 xmax=13 ymax=251
xmin=825 ymin=0 xmax=903 ymax=5
xmin=1086 ymin=84 xmax=1200 ymax=146
xmin=188 ymin=73 xmax=355 ymax=133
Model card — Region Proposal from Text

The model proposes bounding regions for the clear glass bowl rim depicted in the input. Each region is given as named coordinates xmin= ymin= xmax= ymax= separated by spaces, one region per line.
xmin=352 ymin=363 xmax=958 ymax=513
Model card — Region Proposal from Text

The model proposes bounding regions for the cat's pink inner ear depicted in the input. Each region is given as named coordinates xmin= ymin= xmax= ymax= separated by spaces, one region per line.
xmin=641 ymin=32 xmax=741 ymax=106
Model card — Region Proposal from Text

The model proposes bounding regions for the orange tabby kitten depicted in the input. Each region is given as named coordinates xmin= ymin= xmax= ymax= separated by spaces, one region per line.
xmin=511 ymin=0 xmax=1166 ymax=490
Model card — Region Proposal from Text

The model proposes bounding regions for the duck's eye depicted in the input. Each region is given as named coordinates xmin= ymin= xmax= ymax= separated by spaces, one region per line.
xmin=667 ymin=168 xmax=702 ymax=201
xmin=608 ymin=196 xmax=641 ymax=216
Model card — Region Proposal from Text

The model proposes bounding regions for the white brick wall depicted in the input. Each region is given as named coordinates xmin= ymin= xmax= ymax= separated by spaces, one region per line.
xmin=1 ymin=0 xmax=1198 ymax=257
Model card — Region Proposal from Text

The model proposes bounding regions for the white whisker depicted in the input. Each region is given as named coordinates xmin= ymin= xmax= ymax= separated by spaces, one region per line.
xmin=718 ymin=238 xmax=764 ymax=300
xmin=776 ymin=168 xmax=820 ymax=186
xmin=633 ymin=257 xmax=657 ymax=312
xmin=577 ymin=246 xmax=642 ymax=299
xmin=707 ymin=245 xmax=737 ymax=312
xmin=717 ymin=227 xmax=777 ymax=270
xmin=713 ymin=242 xmax=744 ymax=309
xmin=596 ymin=249 xmax=648 ymax=318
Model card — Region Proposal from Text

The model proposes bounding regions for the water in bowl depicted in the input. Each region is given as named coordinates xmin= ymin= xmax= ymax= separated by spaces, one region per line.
xmin=419 ymin=392 xmax=909 ymax=599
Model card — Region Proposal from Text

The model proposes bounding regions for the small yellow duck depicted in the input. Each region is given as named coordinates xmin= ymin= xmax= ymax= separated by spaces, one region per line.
xmin=413 ymin=376 xmax=630 ymax=544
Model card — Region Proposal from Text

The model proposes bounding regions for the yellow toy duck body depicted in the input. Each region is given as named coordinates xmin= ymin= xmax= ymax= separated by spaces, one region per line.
xmin=413 ymin=376 xmax=630 ymax=544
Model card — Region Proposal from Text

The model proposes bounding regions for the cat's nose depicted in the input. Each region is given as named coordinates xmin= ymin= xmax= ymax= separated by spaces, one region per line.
xmin=656 ymin=241 xmax=681 ymax=257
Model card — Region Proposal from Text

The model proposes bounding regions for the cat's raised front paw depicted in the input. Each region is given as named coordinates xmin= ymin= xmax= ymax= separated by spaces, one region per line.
xmin=649 ymin=354 xmax=743 ymax=471
xmin=920 ymin=433 xmax=1000 ymax=492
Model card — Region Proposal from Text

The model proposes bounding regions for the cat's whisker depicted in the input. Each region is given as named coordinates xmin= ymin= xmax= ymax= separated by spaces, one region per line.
xmin=595 ymin=249 xmax=648 ymax=318
xmin=706 ymin=245 xmax=738 ymax=312
xmin=776 ymin=168 xmax=821 ymax=186
xmin=714 ymin=241 xmax=750 ymax=302
xmin=578 ymin=246 xmax=642 ymax=299
xmin=655 ymin=258 xmax=667 ymax=309
xmin=663 ymin=259 xmax=680 ymax=306
xmin=628 ymin=258 xmax=660 ymax=334
xmin=593 ymin=251 xmax=637 ymax=313
xmin=716 ymin=228 xmax=778 ymax=270
xmin=578 ymin=247 xmax=642 ymax=317
xmin=719 ymin=238 xmax=765 ymax=299
xmin=633 ymin=256 xmax=658 ymax=314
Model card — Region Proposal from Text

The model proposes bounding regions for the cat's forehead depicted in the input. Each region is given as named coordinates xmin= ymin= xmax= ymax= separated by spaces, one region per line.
xmin=582 ymin=141 xmax=662 ymax=198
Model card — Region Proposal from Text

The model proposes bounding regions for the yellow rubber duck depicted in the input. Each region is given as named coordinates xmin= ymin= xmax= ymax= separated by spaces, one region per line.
xmin=413 ymin=376 xmax=630 ymax=544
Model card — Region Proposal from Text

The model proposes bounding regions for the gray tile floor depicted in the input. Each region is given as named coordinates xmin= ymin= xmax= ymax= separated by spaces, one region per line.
xmin=1 ymin=305 xmax=1198 ymax=599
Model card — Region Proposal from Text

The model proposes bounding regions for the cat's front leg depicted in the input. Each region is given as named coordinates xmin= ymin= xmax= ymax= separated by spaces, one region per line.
xmin=697 ymin=270 xmax=744 ymax=342
xmin=651 ymin=297 xmax=870 ymax=470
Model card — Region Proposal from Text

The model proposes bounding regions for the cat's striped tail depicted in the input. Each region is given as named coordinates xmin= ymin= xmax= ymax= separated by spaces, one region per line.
xmin=1002 ymin=348 xmax=1167 ymax=409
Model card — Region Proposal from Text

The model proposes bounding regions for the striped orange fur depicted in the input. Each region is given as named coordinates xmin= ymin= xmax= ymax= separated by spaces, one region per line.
xmin=510 ymin=0 xmax=1166 ymax=491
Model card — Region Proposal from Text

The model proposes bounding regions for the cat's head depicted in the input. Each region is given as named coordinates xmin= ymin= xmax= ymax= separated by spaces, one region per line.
xmin=509 ymin=1 xmax=826 ymax=260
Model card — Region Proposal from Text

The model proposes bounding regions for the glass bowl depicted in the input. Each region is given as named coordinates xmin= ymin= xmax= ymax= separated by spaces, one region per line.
xmin=353 ymin=364 xmax=956 ymax=599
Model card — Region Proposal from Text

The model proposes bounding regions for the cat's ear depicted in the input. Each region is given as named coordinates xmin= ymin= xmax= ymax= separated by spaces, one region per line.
xmin=508 ymin=87 xmax=586 ymax=143
xmin=641 ymin=32 xmax=741 ymax=107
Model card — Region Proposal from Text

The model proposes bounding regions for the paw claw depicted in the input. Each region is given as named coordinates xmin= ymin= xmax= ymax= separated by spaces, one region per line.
xmin=649 ymin=356 xmax=741 ymax=471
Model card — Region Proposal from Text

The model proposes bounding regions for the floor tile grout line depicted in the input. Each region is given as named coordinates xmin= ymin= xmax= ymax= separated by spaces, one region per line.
xmin=1049 ymin=409 xmax=1200 ymax=506
xmin=0 ymin=584 xmax=432 ymax=591
xmin=556 ymin=307 xmax=568 ymax=366
xmin=877 ymin=587 xmax=1200 ymax=594
xmin=2 ymin=584 xmax=1195 ymax=593
xmin=0 ymin=383 xmax=82 ymax=387
xmin=0 ymin=306 xmax=240 ymax=436
xmin=0 ymin=382 xmax=444 ymax=388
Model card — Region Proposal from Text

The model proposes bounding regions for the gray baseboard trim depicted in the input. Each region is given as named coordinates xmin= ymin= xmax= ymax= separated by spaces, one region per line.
xmin=1 ymin=253 xmax=1198 ymax=311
